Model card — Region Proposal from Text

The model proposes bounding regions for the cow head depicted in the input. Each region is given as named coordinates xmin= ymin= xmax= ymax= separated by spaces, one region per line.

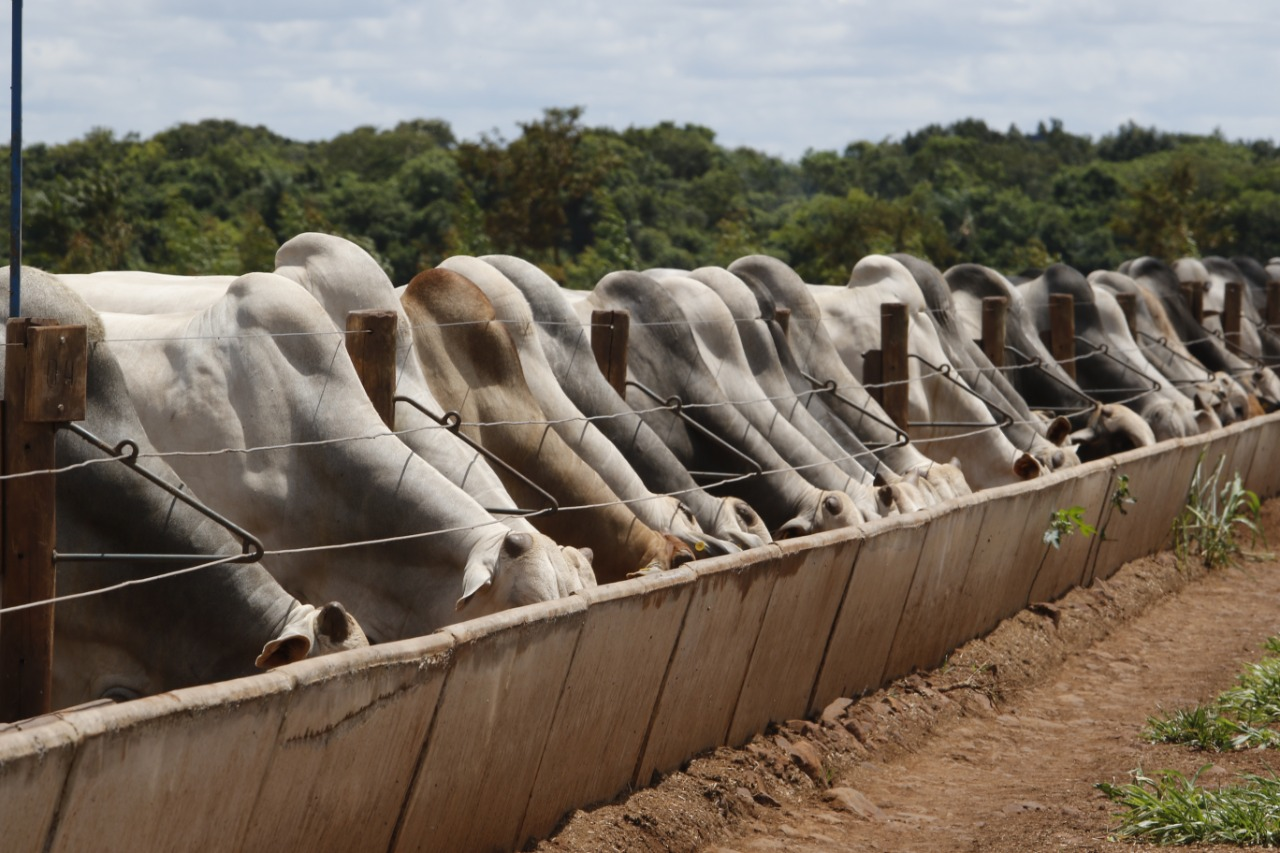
xmin=775 ymin=490 xmax=862 ymax=540
xmin=455 ymin=528 xmax=596 ymax=616
xmin=256 ymin=601 xmax=369 ymax=670
xmin=707 ymin=497 xmax=771 ymax=551
xmin=1069 ymin=404 xmax=1156 ymax=462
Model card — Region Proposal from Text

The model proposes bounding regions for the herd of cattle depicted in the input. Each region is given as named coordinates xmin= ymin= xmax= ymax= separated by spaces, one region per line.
xmin=9 ymin=233 xmax=1280 ymax=710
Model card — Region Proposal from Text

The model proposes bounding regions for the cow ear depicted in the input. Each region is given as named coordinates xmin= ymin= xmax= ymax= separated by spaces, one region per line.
xmin=1046 ymin=416 xmax=1071 ymax=446
xmin=1013 ymin=453 xmax=1040 ymax=480
xmin=256 ymin=633 xmax=311 ymax=670
xmin=456 ymin=547 xmax=496 ymax=611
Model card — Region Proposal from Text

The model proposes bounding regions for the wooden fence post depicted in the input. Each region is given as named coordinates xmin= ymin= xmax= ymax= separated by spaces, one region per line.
xmin=1114 ymin=292 xmax=1137 ymax=338
xmin=591 ymin=309 xmax=630 ymax=398
xmin=1224 ymin=282 xmax=1243 ymax=353
xmin=1049 ymin=293 xmax=1076 ymax=381
xmin=345 ymin=310 xmax=398 ymax=430
xmin=881 ymin=302 xmax=909 ymax=429
xmin=1183 ymin=281 xmax=1204 ymax=323
xmin=980 ymin=296 xmax=1007 ymax=369
xmin=1267 ymin=281 xmax=1280 ymax=332
xmin=2 ymin=318 xmax=87 ymax=722
xmin=774 ymin=307 xmax=791 ymax=337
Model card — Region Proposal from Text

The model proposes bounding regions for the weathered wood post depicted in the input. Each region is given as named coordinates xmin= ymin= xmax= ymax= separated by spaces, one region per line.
xmin=774 ymin=307 xmax=791 ymax=337
xmin=1224 ymin=281 xmax=1243 ymax=353
xmin=1268 ymin=281 xmax=1280 ymax=333
xmin=345 ymin=310 xmax=398 ymax=430
xmin=591 ymin=309 xmax=631 ymax=398
xmin=1114 ymin=292 xmax=1137 ymax=338
xmin=1 ymin=317 xmax=87 ymax=722
xmin=980 ymin=296 xmax=1007 ymax=369
xmin=881 ymin=302 xmax=909 ymax=429
xmin=1183 ymin=281 xmax=1204 ymax=323
xmin=1048 ymin=293 xmax=1076 ymax=381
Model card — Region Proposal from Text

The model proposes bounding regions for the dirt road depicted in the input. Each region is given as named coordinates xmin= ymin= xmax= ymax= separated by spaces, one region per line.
xmin=540 ymin=500 xmax=1280 ymax=853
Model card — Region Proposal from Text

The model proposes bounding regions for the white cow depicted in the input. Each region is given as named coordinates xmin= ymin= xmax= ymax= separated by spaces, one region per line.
xmin=729 ymin=255 xmax=972 ymax=501
xmin=6 ymin=266 xmax=367 ymax=708
xmin=814 ymin=256 xmax=1041 ymax=490
xmin=644 ymin=269 xmax=900 ymax=518
xmin=480 ymin=254 xmax=773 ymax=550
xmin=577 ymin=269 xmax=864 ymax=538
xmin=90 ymin=272 xmax=592 ymax=643
xmin=435 ymin=254 xmax=736 ymax=554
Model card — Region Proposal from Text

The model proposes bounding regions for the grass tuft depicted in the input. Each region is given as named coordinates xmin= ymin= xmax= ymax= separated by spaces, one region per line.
xmin=1171 ymin=454 xmax=1261 ymax=570
xmin=1098 ymin=768 xmax=1280 ymax=846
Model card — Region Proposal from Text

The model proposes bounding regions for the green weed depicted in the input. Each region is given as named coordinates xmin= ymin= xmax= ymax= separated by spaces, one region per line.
xmin=1171 ymin=454 xmax=1261 ymax=569
xmin=1043 ymin=505 xmax=1096 ymax=549
xmin=1098 ymin=768 xmax=1280 ymax=846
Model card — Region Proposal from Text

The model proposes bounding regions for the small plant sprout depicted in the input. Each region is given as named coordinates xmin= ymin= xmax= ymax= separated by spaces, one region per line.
xmin=1043 ymin=506 xmax=1096 ymax=549
xmin=1111 ymin=474 xmax=1136 ymax=515
xmin=1171 ymin=454 xmax=1261 ymax=569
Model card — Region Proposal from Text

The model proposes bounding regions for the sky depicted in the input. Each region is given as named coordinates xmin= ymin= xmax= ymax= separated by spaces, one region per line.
xmin=3 ymin=0 xmax=1279 ymax=161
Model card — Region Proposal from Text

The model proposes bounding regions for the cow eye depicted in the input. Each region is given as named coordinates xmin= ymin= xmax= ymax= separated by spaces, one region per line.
xmin=823 ymin=495 xmax=842 ymax=515
xmin=735 ymin=504 xmax=755 ymax=524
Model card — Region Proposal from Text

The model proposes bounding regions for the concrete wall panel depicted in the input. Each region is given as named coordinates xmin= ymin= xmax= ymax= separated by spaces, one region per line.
xmin=518 ymin=568 xmax=697 ymax=847
xmin=881 ymin=499 xmax=985 ymax=679
xmin=948 ymin=488 xmax=1042 ymax=644
xmin=1029 ymin=466 xmax=1114 ymax=603
xmin=633 ymin=551 xmax=780 ymax=787
xmin=0 ymin=716 xmax=80 ymax=851
xmin=47 ymin=671 xmax=296 ymax=853
xmin=392 ymin=597 xmax=587 ymax=853
xmin=1228 ymin=423 xmax=1262 ymax=499
xmin=1099 ymin=444 xmax=1187 ymax=568
xmin=1244 ymin=413 xmax=1280 ymax=496
xmin=727 ymin=533 xmax=859 ymax=737
xmin=239 ymin=634 xmax=455 ymax=853
xmin=810 ymin=516 xmax=925 ymax=705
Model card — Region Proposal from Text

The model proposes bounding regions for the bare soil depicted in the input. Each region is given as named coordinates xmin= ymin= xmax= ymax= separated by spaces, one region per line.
xmin=536 ymin=499 xmax=1280 ymax=853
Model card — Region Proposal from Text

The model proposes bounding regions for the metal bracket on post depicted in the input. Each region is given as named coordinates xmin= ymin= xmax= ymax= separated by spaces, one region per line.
xmin=798 ymin=369 xmax=909 ymax=450
xmin=624 ymin=380 xmax=763 ymax=482
xmin=1000 ymin=344 xmax=1099 ymax=418
xmin=1071 ymin=337 xmax=1161 ymax=397
xmin=2 ymin=319 xmax=86 ymax=723
xmin=1134 ymin=331 xmax=1214 ymax=385
xmin=392 ymin=395 xmax=558 ymax=517
xmin=53 ymin=422 xmax=265 ymax=565
xmin=903 ymin=354 xmax=1014 ymax=430
xmin=590 ymin=309 xmax=630 ymax=398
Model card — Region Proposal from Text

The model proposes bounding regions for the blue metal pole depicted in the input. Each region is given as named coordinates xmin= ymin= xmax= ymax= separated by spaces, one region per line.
xmin=9 ymin=0 xmax=20 ymax=318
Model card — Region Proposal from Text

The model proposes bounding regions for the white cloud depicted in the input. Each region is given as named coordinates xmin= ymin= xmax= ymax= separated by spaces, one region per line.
xmin=1 ymin=0 xmax=1278 ymax=158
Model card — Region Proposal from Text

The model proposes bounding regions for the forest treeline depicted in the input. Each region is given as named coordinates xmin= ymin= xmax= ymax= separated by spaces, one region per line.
xmin=5 ymin=108 xmax=1280 ymax=289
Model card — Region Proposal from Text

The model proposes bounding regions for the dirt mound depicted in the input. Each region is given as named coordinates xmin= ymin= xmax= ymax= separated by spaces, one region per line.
xmin=536 ymin=500 xmax=1280 ymax=853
